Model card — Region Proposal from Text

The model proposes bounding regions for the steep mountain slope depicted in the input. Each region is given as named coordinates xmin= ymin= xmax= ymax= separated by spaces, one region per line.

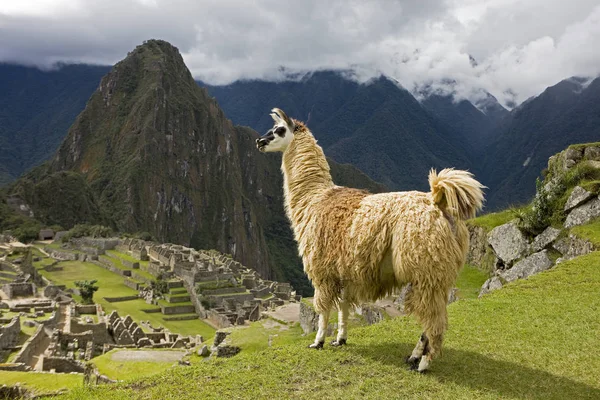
xmin=482 ymin=77 xmax=600 ymax=209
xmin=421 ymin=94 xmax=506 ymax=153
xmin=7 ymin=41 xmax=385 ymax=294
xmin=204 ymin=74 xmax=476 ymax=191
xmin=0 ymin=63 xmax=110 ymax=185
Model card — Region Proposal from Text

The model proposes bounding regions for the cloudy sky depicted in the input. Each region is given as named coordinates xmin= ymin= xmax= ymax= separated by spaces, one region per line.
xmin=1 ymin=0 xmax=599 ymax=107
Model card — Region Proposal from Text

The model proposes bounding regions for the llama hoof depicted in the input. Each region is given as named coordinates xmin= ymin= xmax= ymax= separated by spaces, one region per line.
xmin=330 ymin=339 xmax=347 ymax=347
xmin=405 ymin=356 xmax=420 ymax=370
xmin=308 ymin=341 xmax=324 ymax=350
xmin=417 ymin=357 xmax=430 ymax=373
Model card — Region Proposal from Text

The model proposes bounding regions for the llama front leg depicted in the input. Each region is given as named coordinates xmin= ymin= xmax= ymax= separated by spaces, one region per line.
xmin=331 ymin=300 xmax=349 ymax=346
xmin=309 ymin=310 xmax=330 ymax=349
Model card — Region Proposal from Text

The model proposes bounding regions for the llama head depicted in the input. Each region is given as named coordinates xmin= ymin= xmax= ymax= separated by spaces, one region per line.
xmin=256 ymin=108 xmax=296 ymax=152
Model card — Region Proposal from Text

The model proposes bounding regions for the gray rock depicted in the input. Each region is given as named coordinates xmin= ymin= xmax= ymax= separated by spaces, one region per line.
xmin=565 ymin=147 xmax=583 ymax=162
xmin=447 ymin=288 xmax=458 ymax=304
xmin=565 ymin=159 xmax=576 ymax=169
xmin=478 ymin=276 xmax=503 ymax=298
xmin=213 ymin=330 xmax=230 ymax=346
xmin=532 ymin=227 xmax=562 ymax=252
xmin=356 ymin=304 xmax=385 ymax=325
xmin=553 ymin=235 xmax=595 ymax=259
xmin=212 ymin=344 xmax=240 ymax=358
xmin=487 ymin=222 xmax=530 ymax=265
xmin=23 ymin=320 xmax=36 ymax=327
xmin=584 ymin=146 xmax=600 ymax=161
xmin=564 ymin=197 xmax=600 ymax=228
xmin=500 ymin=250 xmax=553 ymax=283
xmin=299 ymin=301 xmax=319 ymax=334
xmin=564 ymin=186 xmax=594 ymax=212
xmin=198 ymin=344 xmax=209 ymax=357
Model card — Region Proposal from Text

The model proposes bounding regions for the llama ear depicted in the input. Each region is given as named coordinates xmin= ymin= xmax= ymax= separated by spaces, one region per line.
xmin=271 ymin=108 xmax=296 ymax=131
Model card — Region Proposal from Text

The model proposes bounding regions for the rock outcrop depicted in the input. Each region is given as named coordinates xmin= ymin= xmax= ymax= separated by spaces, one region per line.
xmin=487 ymin=222 xmax=529 ymax=266
xmin=500 ymin=250 xmax=553 ymax=283
xmin=564 ymin=196 xmax=600 ymax=228
xmin=564 ymin=186 xmax=594 ymax=212
xmin=472 ymin=142 xmax=600 ymax=297
xmin=532 ymin=227 xmax=561 ymax=252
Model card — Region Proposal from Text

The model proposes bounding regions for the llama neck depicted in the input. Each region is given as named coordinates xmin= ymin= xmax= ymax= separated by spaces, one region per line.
xmin=281 ymin=130 xmax=334 ymax=228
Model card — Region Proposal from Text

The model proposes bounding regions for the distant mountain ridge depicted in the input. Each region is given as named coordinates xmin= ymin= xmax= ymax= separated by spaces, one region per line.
xmin=0 ymin=63 xmax=111 ymax=185
xmin=1 ymin=56 xmax=598 ymax=214
xmin=482 ymin=76 xmax=600 ymax=209
xmin=202 ymin=72 xmax=501 ymax=191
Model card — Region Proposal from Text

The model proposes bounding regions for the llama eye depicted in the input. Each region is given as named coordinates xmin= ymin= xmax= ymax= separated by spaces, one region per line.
xmin=274 ymin=126 xmax=286 ymax=136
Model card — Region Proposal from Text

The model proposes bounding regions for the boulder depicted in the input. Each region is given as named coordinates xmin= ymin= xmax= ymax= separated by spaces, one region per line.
xmin=355 ymin=304 xmax=385 ymax=325
xmin=212 ymin=344 xmax=240 ymax=358
xmin=532 ymin=227 xmax=562 ymax=252
xmin=466 ymin=225 xmax=488 ymax=268
xmin=500 ymin=250 xmax=553 ymax=283
xmin=487 ymin=222 xmax=530 ymax=265
xmin=299 ymin=301 xmax=319 ymax=334
xmin=213 ymin=331 xmax=231 ymax=347
xmin=565 ymin=147 xmax=583 ymax=163
xmin=584 ymin=146 xmax=600 ymax=161
xmin=478 ymin=276 xmax=503 ymax=298
xmin=564 ymin=186 xmax=594 ymax=212
xmin=447 ymin=288 xmax=458 ymax=304
xmin=564 ymin=197 xmax=600 ymax=228
xmin=198 ymin=344 xmax=209 ymax=357
xmin=553 ymin=235 xmax=595 ymax=259
xmin=393 ymin=284 xmax=412 ymax=315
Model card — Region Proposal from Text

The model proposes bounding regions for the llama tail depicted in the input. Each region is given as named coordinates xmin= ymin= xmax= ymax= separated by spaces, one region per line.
xmin=429 ymin=168 xmax=485 ymax=220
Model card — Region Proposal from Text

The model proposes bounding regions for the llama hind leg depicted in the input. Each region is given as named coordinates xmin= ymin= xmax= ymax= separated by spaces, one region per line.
xmin=309 ymin=310 xmax=331 ymax=349
xmin=405 ymin=285 xmax=449 ymax=372
xmin=331 ymin=300 xmax=349 ymax=346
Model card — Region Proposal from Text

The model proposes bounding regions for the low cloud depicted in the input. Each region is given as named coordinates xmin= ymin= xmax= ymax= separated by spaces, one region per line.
xmin=1 ymin=0 xmax=599 ymax=107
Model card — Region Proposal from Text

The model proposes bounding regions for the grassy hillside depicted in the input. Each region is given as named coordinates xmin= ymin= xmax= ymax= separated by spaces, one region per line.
xmin=62 ymin=251 xmax=600 ymax=399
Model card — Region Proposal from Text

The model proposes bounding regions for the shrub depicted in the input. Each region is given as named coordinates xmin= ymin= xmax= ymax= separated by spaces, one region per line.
xmin=75 ymin=280 xmax=99 ymax=304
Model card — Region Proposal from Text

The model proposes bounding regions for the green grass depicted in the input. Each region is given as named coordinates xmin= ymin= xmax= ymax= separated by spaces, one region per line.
xmin=92 ymin=349 xmax=183 ymax=381
xmin=63 ymin=252 xmax=600 ymax=399
xmin=468 ymin=209 xmax=518 ymax=231
xmin=0 ymin=371 xmax=82 ymax=395
xmin=455 ymin=265 xmax=489 ymax=299
xmin=571 ymin=218 xmax=600 ymax=247
xmin=33 ymin=256 xmax=56 ymax=269
xmin=37 ymin=260 xmax=138 ymax=304
xmin=227 ymin=321 xmax=305 ymax=353
xmin=132 ymin=268 xmax=156 ymax=281
xmin=107 ymin=250 xmax=140 ymax=264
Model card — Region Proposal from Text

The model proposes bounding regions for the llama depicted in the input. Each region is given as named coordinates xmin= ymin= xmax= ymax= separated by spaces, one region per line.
xmin=256 ymin=108 xmax=484 ymax=372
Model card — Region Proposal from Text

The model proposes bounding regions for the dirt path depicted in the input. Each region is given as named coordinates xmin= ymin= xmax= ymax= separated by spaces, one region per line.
xmin=110 ymin=350 xmax=185 ymax=362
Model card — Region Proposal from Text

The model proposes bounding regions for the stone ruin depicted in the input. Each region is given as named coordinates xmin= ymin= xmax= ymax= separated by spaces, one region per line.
xmin=137 ymin=240 xmax=299 ymax=328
